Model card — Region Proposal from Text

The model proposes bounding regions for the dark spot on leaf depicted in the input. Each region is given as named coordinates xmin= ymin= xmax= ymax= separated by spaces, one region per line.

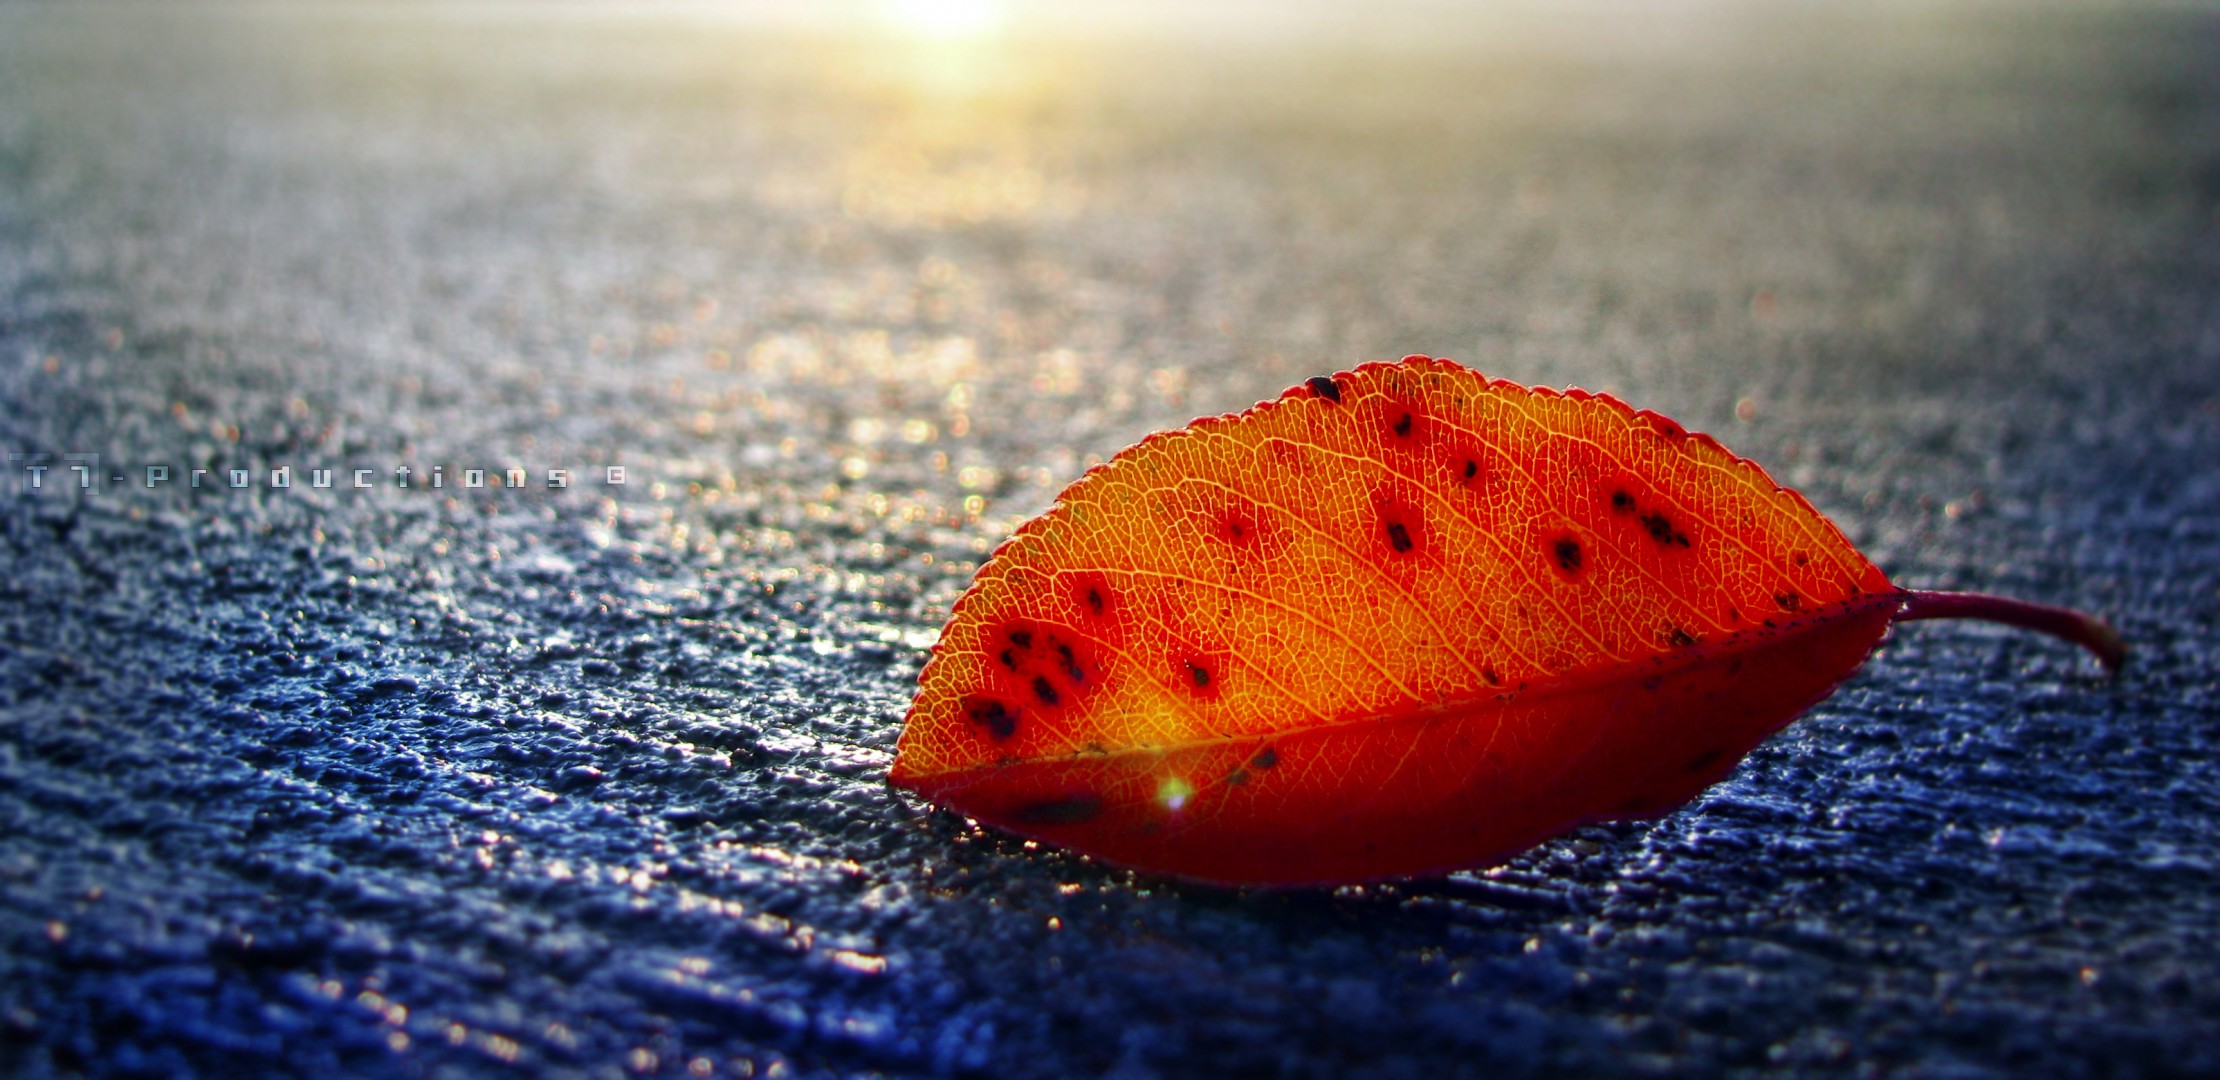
xmin=1684 ymin=747 xmax=1724 ymax=775
xmin=964 ymin=697 xmax=1019 ymax=741
xmin=1307 ymin=376 xmax=1342 ymax=403
xmin=1032 ymin=676 xmax=1061 ymax=706
xmin=1775 ymin=592 xmax=1803 ymax=613
xmin=1392 ymin=411 xmax=1413 ymax=437
xmin=1553 ymin=537 xmax=1583 ymax=573
xmin=1463 ymin=460 xmax=1479 ymax=482
xmin=1227 ymin=769 xmax=1249 ymax=787
xmin=1668 ymin=626 xmax=1697 ymax=648
xmin=1012 ymin=793 xmax=1102 ymax=825
xmin=1793 ymin=551 xmax=1810 ymax=567
xmin=1009 ymin=630 xmax=1033 ymax=650
xmin=1483 ymin=666 xmax=1502 ymax=686
xmin=1056 ymin=642 xmax=1083 ymax=683
xmin=998 ymin=649 xmax=1018 ymax=671
xmin=1186 ymin=661 xmax=1212 ymax=688
xmin=1372 ymin=490 xmax=1424 ymax=557
xmin=1641 ymin=513 xmax=1691 ymax=548
xmin=1251 ymin=747 xmax=1280 ymax=770
xmin=1610 ymin=489 xmax=1635 ymax=513
xmin=1067 ymin=574 xmax=1119 ymax=624
xmin=1204 ymin=501 xmax=1275 ymax=553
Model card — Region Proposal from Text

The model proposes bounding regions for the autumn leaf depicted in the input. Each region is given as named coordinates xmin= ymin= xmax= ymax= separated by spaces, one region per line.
xmin=889 ymin=356 xmax=2123 ymax=886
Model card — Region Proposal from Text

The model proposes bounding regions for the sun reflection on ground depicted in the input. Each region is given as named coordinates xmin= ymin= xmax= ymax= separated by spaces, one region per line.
xmin=751 ymin=2 xmax=1083 ymax=233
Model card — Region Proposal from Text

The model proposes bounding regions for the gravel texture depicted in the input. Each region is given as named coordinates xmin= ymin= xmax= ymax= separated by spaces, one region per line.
xmin=2 ymin=4 xmax=2218 ymax=1077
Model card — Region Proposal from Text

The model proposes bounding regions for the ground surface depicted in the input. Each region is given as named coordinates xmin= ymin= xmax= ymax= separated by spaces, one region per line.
xmin=2 ymin=4 xmax=2218 ymax=1077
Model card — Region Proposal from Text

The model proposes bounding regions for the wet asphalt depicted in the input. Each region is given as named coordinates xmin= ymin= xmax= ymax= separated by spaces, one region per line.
xmin=2 ymin=4 xmax=2218 ymax=1077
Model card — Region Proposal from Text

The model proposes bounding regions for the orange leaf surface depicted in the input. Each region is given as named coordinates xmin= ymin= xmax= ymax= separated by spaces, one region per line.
xmin=888 ymin=356 xmax=2121 ymax=886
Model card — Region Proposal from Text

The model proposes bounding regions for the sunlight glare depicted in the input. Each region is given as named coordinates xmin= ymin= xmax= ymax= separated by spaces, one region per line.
xmin=881 ymin=0 xmax=1007 ymax=39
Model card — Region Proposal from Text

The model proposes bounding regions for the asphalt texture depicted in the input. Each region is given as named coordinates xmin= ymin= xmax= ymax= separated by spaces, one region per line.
xmin=3 ymin=4 xmax=2218 ymax=1077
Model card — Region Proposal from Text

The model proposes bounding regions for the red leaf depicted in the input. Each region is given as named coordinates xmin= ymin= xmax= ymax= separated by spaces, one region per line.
xmin=890 ymin=356 xmax=2123 ymax=885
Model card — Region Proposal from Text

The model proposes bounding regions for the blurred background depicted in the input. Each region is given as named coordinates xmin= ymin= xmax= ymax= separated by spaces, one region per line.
xmin=2 ymin=2 xmax=2217 ymax=1076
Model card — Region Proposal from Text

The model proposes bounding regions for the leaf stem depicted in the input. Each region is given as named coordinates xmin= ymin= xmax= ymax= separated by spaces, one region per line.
xmin=1893 ymin=590 xmax=2126 ymax=674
